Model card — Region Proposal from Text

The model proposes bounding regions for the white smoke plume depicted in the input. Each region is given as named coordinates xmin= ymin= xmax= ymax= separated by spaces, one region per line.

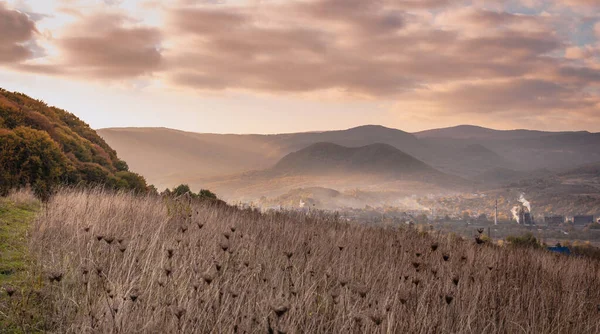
xmin=511 ymin=206 xmax=520 ymax=223
xmin=519 ymin=194 xmax=531 ymax=213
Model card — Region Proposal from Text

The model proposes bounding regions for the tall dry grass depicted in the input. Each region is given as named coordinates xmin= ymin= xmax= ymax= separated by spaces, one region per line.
xmin=28 ymin=188 xmax=600 ymax=333
xmin=6 ymin=187 xmax=39 ymax=209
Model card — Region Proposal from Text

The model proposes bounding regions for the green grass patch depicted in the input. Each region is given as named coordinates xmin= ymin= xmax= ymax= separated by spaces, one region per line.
xmin=0 ymin=199 xmax=38 ymax=284
xmin=0 ymin=197 xmax=43 ymax=333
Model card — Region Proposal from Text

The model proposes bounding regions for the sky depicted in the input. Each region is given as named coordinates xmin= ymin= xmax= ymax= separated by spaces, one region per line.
xmin=1 ymin=0 xmax=600 ymax=134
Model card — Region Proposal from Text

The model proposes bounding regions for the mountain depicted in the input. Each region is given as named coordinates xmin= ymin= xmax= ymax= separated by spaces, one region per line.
xmin=415 ymin=125 xmax=600 ymax=171
xmin=188 ymin=142 xmax=468 ymax=201
xmin=0 ymin=88 xmax=147 ymax=197
xmin=414 ymin=125 xmax=582 ymax=140
xmin=98 ymin=124 xmax=600 ymax=190
xmin=97 ymin=125 xmax=499 ymax=188
xmin=272 ymin=142 xmax=435 ymax=177
xmin=97 ymin=127 xmax=278 ymax=188
xmin=98 ymin=125 xmax=431 ymax=188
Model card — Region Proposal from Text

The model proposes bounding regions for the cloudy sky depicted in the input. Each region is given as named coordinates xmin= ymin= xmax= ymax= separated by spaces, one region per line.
xmin=2 ymin=0 xmax=600 ymax=133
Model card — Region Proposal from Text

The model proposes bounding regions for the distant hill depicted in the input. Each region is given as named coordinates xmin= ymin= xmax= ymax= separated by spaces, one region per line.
xmin=414 ymin=125 xmax=583 ymax=140
xmin=558 ymin=162 xmax=600 ymax=177
xmin=416 ymin=126 xmax=600 ymax=171
xmin=0 ymin=88 xmax=147 ymax=197
xmin=97 ymin=127 xmax=276 ymax=188
xmin=97 ymin=125 xmax=500 ymax=187
xmin=273 ymin=142 xmax=435 ymax=177
xmin=188 ymin=142 xmax=468 ymax=201
xmin=474 ymin=167 xmax=554 ymax=185
xmin=98 ymin=124 xmax=600 ymax=190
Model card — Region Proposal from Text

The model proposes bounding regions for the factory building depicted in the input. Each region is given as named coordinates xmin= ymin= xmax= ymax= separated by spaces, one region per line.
xmin=544 ymin=216 xmax=565 ymax=226
xmin=573 ymin=215 xmax=595 ymax=226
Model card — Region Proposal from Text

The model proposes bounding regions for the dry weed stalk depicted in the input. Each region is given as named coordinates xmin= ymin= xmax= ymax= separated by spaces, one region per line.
xmin=23 ymin=188 xmax=600 ymax=333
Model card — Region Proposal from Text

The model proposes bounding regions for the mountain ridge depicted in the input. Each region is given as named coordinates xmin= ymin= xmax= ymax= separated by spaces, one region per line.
xmin=97 ymin=124 xmax=600 ymax=190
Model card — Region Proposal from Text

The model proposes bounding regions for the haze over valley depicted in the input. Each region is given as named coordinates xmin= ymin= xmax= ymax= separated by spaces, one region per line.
xmin=98 ymin=125 xmax=600 ymax=212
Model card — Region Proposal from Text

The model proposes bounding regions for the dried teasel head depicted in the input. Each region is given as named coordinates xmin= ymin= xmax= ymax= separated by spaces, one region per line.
xmin=166 ymin=249 xmax=174 ymax=259
xmin=174 ymin=307 xmax=186 ymax=320
xmin=271 ymin=301 xmax=290 ymax=318
xmin=202 ymin=273 xmax=214 ymax=285
xmin=4 ymin=286 xmax=16 ymax=297
xmin=350 ymin=283 xmax=369 ymax=298
xmin=445 ymin=295 xmax=454 ymax=305
xmin=369 ymin=312 xmax=383 ymax=326
xmin=219 ymin=241 xmax=230 ymax=252
xmin=48 ymin=271 xmax=63 ymax=283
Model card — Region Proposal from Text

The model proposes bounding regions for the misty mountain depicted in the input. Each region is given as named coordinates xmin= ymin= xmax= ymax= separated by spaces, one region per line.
xmin=187 ymin=142 xmax=468 ymax=201
xmin=98 ymin=125 xmax=432 ymax=188
xmin=416 ymin=126 xmax=600 ymax=171
xmin=97 ymin=127 xmax=278 ymax=188
xmin=414 ymin=125 xmax=580 ymax=140
xmin=98 ymin=124 xmax=600 ymax=190
xmin=272 ymin=142 xmax=435 ymax=177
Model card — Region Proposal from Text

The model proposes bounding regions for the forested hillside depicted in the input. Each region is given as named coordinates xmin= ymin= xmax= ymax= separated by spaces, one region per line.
xmin=0 ymin=88 xmax=148 ymax=198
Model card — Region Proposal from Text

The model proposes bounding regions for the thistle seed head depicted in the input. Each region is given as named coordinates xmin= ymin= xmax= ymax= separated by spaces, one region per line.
xmin=271 ymin=302 xmax=290 ymax=318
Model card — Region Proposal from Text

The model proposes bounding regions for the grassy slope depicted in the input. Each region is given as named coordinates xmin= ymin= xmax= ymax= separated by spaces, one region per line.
xmin=28 ymin=189 xmax=600 ymax=333
xmin=0 ymin=199 xmax=38 ymax=282
xmin=0 ymin=196 xmax=42 ymax=332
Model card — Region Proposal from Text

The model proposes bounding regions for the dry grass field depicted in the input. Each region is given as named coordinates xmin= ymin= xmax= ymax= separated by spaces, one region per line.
xmin=7 ymin=188 xmax=600 ymax=333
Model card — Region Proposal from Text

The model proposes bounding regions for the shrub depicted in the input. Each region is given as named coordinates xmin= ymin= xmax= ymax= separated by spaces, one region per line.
xmin=172 ymin=184 xmax=192 ymax=197
xmin=505 ymin=233 xmax=541 ymax=249
xmin=199 ymin=189 xmax=217 ymax=200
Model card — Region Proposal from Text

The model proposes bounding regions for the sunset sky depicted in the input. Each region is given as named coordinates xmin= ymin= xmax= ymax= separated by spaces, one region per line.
xmin=2 ymin=0 xmax=600 ymax=134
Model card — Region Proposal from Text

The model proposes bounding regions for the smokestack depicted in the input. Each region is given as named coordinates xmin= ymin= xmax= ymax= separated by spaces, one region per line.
xmin=519 ymin=194 xmax=531 ymax=213
xmin=494 ymin=198 xmax=498 ymax=226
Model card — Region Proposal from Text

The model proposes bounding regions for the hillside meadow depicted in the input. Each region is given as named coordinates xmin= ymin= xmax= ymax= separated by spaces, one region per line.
xmin=2 ymin=188 xmax=600 ymax=333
